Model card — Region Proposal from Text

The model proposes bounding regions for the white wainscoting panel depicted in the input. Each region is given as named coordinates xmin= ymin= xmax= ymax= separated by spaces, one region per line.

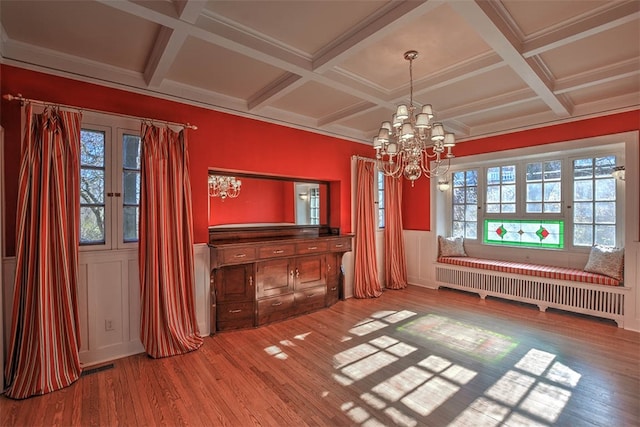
xmin=194 ymin=243 xmax=210 ymax=336
xmin=404 ymin=230 xmax=437 ymax=289
xmin=1 ymin=243 xmax=211 ymax=368
xmin=342 ymin=251 xmax=354 ymax=299
xmin=78 ymin=249 xmax=142 ymax=365
xmin=625 ymin=240 xmax=640 ymax=332
xmin=2 ymin=258 xmax=16 ymax=358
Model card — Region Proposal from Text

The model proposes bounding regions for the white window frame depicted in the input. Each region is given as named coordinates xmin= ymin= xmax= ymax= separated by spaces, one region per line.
xmin=80 ymin=112 xmax=140 ymax=252
xmin=441 ymin=139 xmax=625 ymax=253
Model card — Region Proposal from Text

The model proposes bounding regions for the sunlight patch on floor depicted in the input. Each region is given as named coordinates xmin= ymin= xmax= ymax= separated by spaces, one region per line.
xmin=452 ymin=348 xmax=580 ymax=426
xmin=349 ymin=320 xmax=389 ymax=336
xmin=341 ymin=352 xmax=399 ymax=381
xmin=263 ymin=345 xmax=288 ymax=360
xmin=336 ymin=311 xmax=582 ymax=426
xmin=402 ymin=377 xmax=460 ymax=416
xmin=400 ymin=314 xmax=518 ymax=361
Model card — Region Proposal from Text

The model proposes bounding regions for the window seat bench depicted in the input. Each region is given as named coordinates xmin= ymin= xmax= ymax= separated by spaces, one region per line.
xmin=435 ymin=256 xmax=630 ymax=327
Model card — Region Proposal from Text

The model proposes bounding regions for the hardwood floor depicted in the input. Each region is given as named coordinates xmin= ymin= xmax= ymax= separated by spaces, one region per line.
xmin=1 ymin=285 xmax=639 ymax=427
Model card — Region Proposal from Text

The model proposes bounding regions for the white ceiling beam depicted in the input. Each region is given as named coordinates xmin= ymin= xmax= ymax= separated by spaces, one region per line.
xmin=553 ymin=59 xmax=640 ymax=94
xmin=247 ymin=73 xmax=303 ymax=111
xmin=449 ymin=0 xmax=572 ymax=117
xmin=523 ymin=1 xmax=640 ymax=58
xmin=317 ymin=101 xmax=377 ymax=127
xmin=143 ymin=0 xmax=206 ymax=88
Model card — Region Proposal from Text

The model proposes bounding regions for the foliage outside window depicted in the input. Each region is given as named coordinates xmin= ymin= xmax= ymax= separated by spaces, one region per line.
xmin=573 ymin=155 xmax=617 ymax=247
xmin=452 ymin=170 xmax=478 ymax=239
xmin=448 ymin=149 xmax=620 ymax=251
xmin=80 ymin=120 xmax=140 ymax=250
xmin=80 ymin=129 xmax=106 ymax=244
xmin=122 ymin=134 xmax=141 ymax=242
xmin=526 ymin=160 xmax=562 ymax=213
xmin=486 ymin=165 xmax=516 ymax=213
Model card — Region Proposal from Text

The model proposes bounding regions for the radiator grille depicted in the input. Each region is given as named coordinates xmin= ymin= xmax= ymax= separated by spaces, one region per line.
xmin=436 ymin=266 xmax=625 ymax=321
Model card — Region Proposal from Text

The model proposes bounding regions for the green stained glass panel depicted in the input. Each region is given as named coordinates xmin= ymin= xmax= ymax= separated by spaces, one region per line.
xmin=484 ymin=219 xmax=564 ymax=249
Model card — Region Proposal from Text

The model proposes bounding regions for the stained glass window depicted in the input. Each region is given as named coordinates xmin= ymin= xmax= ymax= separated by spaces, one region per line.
xmin=483 ymin=219 xmax=564 ymax=249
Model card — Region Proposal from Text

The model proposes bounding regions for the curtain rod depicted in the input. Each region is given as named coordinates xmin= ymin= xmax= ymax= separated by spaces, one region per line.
xmin=3 ymin=93 xmax=197 ymax=130
xmin=351 ymin=155 xmax=377 ymax=163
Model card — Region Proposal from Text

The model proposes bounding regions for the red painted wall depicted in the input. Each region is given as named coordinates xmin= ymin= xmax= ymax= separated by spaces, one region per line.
xmin=209 ymin=177 xmax=293 ymax=225
xmin=1 ymin=65 xmax=373 ymax=256
xmin=2 ymin=65 xmax=638 ymax=252
xmin=402 ymin=110 xmax=640 ymax=230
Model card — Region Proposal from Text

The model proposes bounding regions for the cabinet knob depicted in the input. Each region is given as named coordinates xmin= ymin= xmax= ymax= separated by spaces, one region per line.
xmin=229 ymin=309 xmax=242 ymax=314
xmin=273 ymin=249 xmax=284 ymax=254
xmin=308 ymin=246 xmax=317 ymax=250
xmin=234 ymin=253 xmax=247 ymax=258
xmin=249 ymin=276 xmax=253 ymax=287
xmin=295 ymin=268 xmax=300 ymax=278
xmin=271 ymin=301 xmax=283 ymax=307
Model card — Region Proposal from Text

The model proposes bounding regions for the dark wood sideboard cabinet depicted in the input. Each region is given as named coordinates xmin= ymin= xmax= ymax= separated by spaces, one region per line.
xmin=208 ymin=226 xmax=353 ymax=333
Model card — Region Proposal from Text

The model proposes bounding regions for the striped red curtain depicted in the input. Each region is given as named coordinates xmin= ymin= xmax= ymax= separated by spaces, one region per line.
xmin=384 ymin=175 xmax=408 ymax=289
xmin=139 ymin=124 xmax=203 ymax=358
xmin=353 ymin=159 xmax=382 ymax=298
xmin=4 ymin=104 xmax=83 ymax=399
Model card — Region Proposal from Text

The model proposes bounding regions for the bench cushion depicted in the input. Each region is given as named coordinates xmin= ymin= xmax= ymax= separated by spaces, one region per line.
xmin=437 ymin=256 xmax=621 ymax=286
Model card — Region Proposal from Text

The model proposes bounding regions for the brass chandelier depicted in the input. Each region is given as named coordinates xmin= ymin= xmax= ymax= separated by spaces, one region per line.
xmin=373 ymin=50 xmax=456 ymax=183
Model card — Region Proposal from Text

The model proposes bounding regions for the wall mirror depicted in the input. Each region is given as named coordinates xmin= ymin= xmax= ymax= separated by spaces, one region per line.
xmin=208 ymin=171 xmax=329 ymax=227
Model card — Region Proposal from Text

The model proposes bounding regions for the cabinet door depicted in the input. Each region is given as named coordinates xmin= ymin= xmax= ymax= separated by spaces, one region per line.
xmin=214 ymin=264 xmax=255 ymax=303
xmin=295 ymin=255 xmax=326 ymax=290
xmin=256 ymin=258 xmax=293 ymax=298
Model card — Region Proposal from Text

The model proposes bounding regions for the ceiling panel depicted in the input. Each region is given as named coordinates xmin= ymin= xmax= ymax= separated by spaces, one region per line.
xmin=269 ymin=81 xmax=365 ymax=119
xmin=415 ymin=66 xmax=530 ymax=113
xmin=502 ymin=0 xmax=611 ymax=37
xmin=166 ymin=36 xmax=286 ymax=99
xmin=1 ymin=0 xmax=637 ymax=144
xmin=2 ymin=0 xmax=159 ymax=72
xmin=566 ymin=75 xmax=640 ymax=105
xmin=539 ymin=20 xmax=640 ymax=80
xmin=202 ymin=0 xmax=390 ymax=56
xmin=338 ymin=3 xmax=492 ymax=91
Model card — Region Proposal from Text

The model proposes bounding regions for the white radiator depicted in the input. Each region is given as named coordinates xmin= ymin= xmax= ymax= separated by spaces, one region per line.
xmin=435 ymin=264 xmax=630 ymax=327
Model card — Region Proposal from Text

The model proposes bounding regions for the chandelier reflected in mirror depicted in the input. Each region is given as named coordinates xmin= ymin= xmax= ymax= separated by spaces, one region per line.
xmin=208 ymin=175 xmax=241 ymax=199
xmin=373 ymin=50 xmax=456 ymax=184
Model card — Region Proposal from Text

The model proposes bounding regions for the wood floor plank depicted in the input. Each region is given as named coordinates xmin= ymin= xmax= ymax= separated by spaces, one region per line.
xmin=1 ymin=285 xmax=638 ymax=426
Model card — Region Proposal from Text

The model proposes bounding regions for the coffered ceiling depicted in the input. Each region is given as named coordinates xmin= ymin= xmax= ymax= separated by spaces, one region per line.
xmin=1 ymin=0 xmax=638 ymax=144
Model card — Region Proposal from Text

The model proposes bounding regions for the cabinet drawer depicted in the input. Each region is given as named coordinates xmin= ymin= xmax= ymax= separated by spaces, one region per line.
xmin=294 ymin=286 xmax=327 ymax=314
xmin=258 ymin=243 xmax=296 ymax=259
xmin=221 ymin=247 xmax=257 ymax=264
xmin=296 ymin=241 xmax=328 ymax=255
xmin=217 ymin=301 xmax=255 ymax=323
xmin=329 ymin=238 xmax=351 ymax=252
xmin=217 ymin=318 xmax=255 ymax=332
xmin=257 ymin=293 xmax=295 ymax=325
